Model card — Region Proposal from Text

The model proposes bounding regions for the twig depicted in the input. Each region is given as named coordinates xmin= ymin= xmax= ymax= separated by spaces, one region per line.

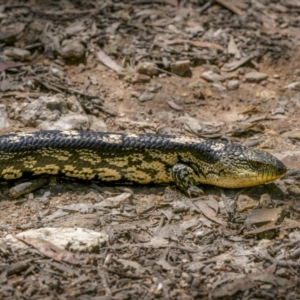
xmin=257 ymin=250 xmax=300 ymax=268
xmin=215 ymin=0 xmax=244 ymax=16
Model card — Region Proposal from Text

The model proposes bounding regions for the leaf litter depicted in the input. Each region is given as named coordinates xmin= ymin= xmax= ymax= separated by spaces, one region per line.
xmin=0 ymin=0 xmax=300 ymax=299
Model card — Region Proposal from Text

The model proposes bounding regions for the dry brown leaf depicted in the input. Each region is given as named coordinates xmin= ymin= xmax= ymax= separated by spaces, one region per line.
xmin=238 ymin=105 xmax=262 ymax=114
xmin=96 ymin=49 xmax=124 ymax=73
xmin=193 ymin=200 xmax=227 ymax=227
xmin=162 ymin=39 xmax=225 ymax=51
xmin=167 ymin=100 xmax=183 ymax=111
xmin=221 ymin=55 xmax=254 ymax=72
xmin=0 ymin=62 xmax=26 ymax=72
xmin=14 ymin=236 xmax=79 ymax=265
xmin=215 ymin=0 xmax=244 ymax=16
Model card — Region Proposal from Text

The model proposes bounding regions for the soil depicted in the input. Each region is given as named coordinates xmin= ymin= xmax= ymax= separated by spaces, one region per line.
xmin=1 ymin=0 xmax=300 ymax=299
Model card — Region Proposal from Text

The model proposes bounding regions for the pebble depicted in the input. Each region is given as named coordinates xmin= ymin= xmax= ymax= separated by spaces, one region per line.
xmin=176 ymin=115 xmax=202 ymax=133
xmin=245 ymin=207 xmax=283 ymax=228
xmin=66 ymin=95 xmax=85 ymax=113
xmin=259 ymin=194 xmax=273 ymax=208
xmin=13 ymin=94 xmax=105 ymax=131
xmin=244 ymin=71 xmax=268 ymax=83
xmin=294 ymin=69 xmax=300 ymax=77
xmin=236 ymin=195 xmax=257 ymax=212
xmin=147 ymin=83 xmax=162 ymax=93
xmin=136 ymin=61 xmax=158 ymax=76
xmin=272 ymin=106 xmax=285 ymax=115
xmin=255 ymin=89 xmax=277 ymax=100
xmin=60 ymin=40 xmax=85 ymax=59
xmin=227 ymin=79 xmax=239 ymax=90
xmin=170 ymin=60 xmax=190 ymax=76
xmin=0 ymin=104 xmax=9 ymax=130
xmin=89 ymin=116 xmax=107 ymax=132
xmin=201 ymin=70 xmax=225 ymax=82
xmin=39 ymin=114 xmax=90 ymax=130
xmin=2 ymin=227 xmax=108 ymax=252
xmin=287 ymin=186 xmax=300 ymax=196
xmin=259 ymin=138 xmax=275 ymax=149
xmin=138 ymin=91 xmax=155 ymax=102
xmin=130 ymin=73 xmax=151 ymax=84
xmin=211 ymin=82 xmax=227 ymax=92
xmin=285 ymin=82 xmax=300 ymax=89
xmin=4 ymin=47 xmax=31 ymax=61
xmin=281 ymin=130 xmax=300 ymax=139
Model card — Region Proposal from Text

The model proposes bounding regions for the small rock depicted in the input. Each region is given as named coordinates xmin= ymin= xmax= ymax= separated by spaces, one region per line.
xmin=245 ymin=207 xmax=284 ymax=228
xmin=147 ymin=83 xmax=162 ymax=93
xmin=272 ymin=106 xmax=285 ymax=115
xmin=285 ymin=82 xmax=300 ymax=89
xmin=294 ymin=69 xmax=300 ymax=77
xmin=185 ymin=25 xmax=204 ymax=35
xmin=276 ymin=151 xmax=300 ymax=170
xmin=201 ymin=70 xmax=225 ymax=82
xmin=66 ymin=95 xmax=84 ymax=113
xmin=259 ymin=194 xmax=273 ymax=208
xmin=281 ymin=130 xmax=300 ymax=139
xmin=138 ymin=91 xmax=155 ymax=102
xmin=236 ymin=195 xmax=257 ymax=212
xmin=256 ymin=89 xmax=277 ymax=100
xmin=60 ymin=40 xmax=85 ymax=59
xmin=202 ymin=88 xmax=214 ymax=97
xmin=244 ymin=71 xmax=268 ymax=83
xmin=39 ymin=113 xmax=90 ymax=130
xmin=131 ymin=73 xmax=151 ymax=84
xmin=0 ymin=104 xmax=9 ymax=130
xmin=14 ymin=96 xmax=62 ymax=127
xmin=227 ymin=79 xmax=239 ymax=90
xmin=2 ymin=227 xmax=108 ymax=252
xmin=211 ymin=82 xmax=227 ymax=92
xmin=261 ymin=80 xmax=268 ymax=86
xmin=89 ymin=116 xmax=107 ymax=132
xmin=176 ymin=116 xmax=202 ymax=133
xmin=170 ymin=60 xmax=190 ymax=76
xmin=259 ymin=138 xmax=276 ymax=149
xmin=136 ymin=62 xmax=158 ymax=76
xmin=130 ymin=91 xmax=141 ymax=98
xmin=156 ymin=111 xmax=174 ymax=122
xmin=4 ymin=47 xmax=31 ymax=61
xmin=50 ymin=66 xmax=65 ymax=79
xmin=287 ymin=186 xmax=300 ymax=196
xmin=0 ymin=13 xmax=7 ymax=20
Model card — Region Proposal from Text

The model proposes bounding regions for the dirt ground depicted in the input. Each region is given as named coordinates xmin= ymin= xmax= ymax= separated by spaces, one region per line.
xmin=1 ymin=0 xmax=300 ymax=299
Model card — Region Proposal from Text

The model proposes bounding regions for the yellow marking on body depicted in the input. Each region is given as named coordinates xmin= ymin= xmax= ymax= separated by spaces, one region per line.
xmin=1 ymin=166 xmax=22 ymax=179
xmin=62 ymin=130 xmax=81 ymax=139
xmin=144 ymin=151 xmax=178 ymax=164
xmin=36 ymin=148 xmax=72 ymax=161
xmin=0 ymin=151 xmax=16 ymax=161
xmin=21 ymin=156 xmax=37 ymax=169
xmin=76 ymin=149 xmax=102 ymax=164
xmin=123 ymin=167 xmax=152 ymax=184
xmin=125 ymin=133 xmax=139 ymax=138
xmin=7 ymin=136 xmax=22 ymax=143
xmin=167 ymin=136 xmax=204 ymax=144
xmin=105 ymin=157 xmax=128 ymax=167
xmin=100 ymin=134 xmax=123 ymax=144
xmin=62 ymin=165 xmax=95 ymax=179
xmin=96 ymin=168 xmax=122 ymax=181
xmin=140 ymin=160 xmax=165 ymax=171
xmin=33 ymin=164 xmax=60 ymax=175
xmin=130 ymin=153 xmax=145 ymax=162
xmin=14 ymin=132 xmax=35 ymax=137
xmin=136 ymin=160 xmax=171 ymax=183
xmin=210 ymin=143 xmax=225 ymax=151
